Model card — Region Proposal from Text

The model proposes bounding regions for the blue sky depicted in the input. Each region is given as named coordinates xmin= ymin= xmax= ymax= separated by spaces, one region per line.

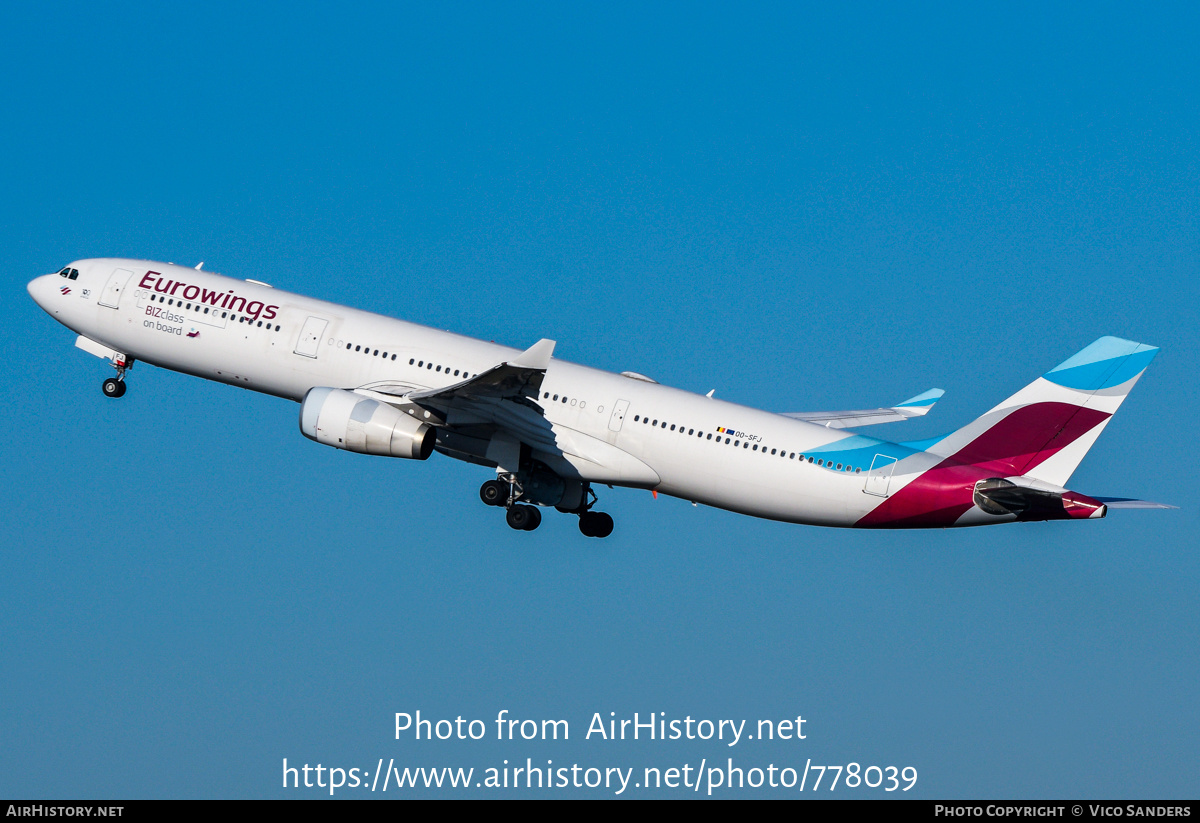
xmin=3 ymin=2 xmax=1197 ymax=798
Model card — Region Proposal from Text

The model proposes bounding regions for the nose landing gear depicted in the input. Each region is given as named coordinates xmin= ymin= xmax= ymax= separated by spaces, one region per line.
xmin=101 ymin=354 xmax=132 ymax=398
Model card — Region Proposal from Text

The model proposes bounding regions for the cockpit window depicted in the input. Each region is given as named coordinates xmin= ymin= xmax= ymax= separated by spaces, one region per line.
xmin=59 ymin=267 xmax=69 ymax=277
xmin=58 ymin=267 xmax=79 ymax=279
xmin=68 ymin=269 xmax=79 ymax=280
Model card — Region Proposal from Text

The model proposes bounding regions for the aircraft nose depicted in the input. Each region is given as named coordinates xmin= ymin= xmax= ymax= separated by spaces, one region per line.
xmin=28 ymin=273 xmax=59 ymax=311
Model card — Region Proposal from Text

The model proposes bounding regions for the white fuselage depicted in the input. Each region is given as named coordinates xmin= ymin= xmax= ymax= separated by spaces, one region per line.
xmin=30 ymin=258 xmax=934 ymax=527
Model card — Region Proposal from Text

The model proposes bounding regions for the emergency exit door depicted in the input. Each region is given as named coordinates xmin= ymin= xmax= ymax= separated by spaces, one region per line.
xmin=608 ymin=399 xmax=630 ymax=432
xmin=294 ymin=316 xmax=328 ymax=358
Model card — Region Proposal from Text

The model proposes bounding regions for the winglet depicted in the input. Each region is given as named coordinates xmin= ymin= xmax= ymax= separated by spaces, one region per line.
xmin=511 ymin=338 xmax=556 ymax=370
xmin=892 ymin=388 xmax=945 ymax=418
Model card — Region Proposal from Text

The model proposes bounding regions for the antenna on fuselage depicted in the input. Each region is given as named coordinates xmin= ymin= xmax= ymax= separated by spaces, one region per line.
xmin=195 ymin=262 xmax=204 ymax=270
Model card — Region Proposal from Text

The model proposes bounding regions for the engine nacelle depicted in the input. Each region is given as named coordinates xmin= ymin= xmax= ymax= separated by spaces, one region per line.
xmin=300 ymin=387 xmax=434 ymax=460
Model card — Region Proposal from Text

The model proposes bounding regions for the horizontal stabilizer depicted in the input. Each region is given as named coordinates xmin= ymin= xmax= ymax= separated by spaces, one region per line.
xmin=782 ymin=388 xmax=944 ymax=429
xmin=1093 ymin=498 xmax=1177 ymax=510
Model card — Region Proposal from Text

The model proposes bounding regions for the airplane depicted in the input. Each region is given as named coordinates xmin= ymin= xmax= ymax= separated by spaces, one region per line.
xmin=28 ymin=258 xmax=1170 ymax=536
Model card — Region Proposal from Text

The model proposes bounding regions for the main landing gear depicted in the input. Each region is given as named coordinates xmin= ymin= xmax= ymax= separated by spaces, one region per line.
xmin=478 ymin=477 xmax=613 ymax=537
xmin=480 ymin=478 xmax=541 ymax=531
xmin=577 ymin=510 xmax=614 ymax=538
xmin=101 ymin=354 xmax=132 ymax=398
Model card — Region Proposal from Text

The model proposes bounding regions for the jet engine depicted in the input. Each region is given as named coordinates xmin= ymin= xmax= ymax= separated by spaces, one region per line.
xmin=300 ymin=387 xmax=434 ymax=460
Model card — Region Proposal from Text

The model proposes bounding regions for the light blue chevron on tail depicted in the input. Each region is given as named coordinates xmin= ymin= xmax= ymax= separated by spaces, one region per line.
xmin=1043 ymin=336 xmax=1159 ymax=392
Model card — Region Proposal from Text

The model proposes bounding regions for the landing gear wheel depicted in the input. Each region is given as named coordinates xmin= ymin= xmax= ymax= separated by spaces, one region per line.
xmin=506 ymin=504 xmax=540 ymax=531
xmin=102 ymin=378 xmax=126 ymax=398
xmin=524 ymin=506 xmax=542 ymax=531
xmin=579 ymin=511 xmax=614 ymax=538
xmin=479 ymin=479 xmax=507 ymax=507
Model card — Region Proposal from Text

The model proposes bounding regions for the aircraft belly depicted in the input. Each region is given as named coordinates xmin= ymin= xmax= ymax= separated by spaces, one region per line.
xmin=652 ymin=450 xmax=862 ymax=526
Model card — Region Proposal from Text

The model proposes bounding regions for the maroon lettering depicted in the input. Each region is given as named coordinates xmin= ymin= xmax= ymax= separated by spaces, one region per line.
xmin=170 ymin=281 xmax=185 ymax=295
xmin=138 ymin=272 xmax=158 ymax=289
xmin=153 ymin=278 xmax=172 ymax=294
xmin=200 ymin=288 xmax=223 ymax=305
xmin=183 ymin=285 xmax=200 ymax=300
xmin=262 ymin=305 xmax=278 ymax=321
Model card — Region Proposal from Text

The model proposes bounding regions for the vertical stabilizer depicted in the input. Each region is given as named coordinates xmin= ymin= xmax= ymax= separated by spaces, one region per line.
xmin=924 ymin=337 xmax=1158 ymax=486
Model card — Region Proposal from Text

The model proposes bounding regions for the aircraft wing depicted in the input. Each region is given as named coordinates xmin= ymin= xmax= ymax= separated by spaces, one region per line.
xmin=359 ymin=338 xmax=561 ymax=454
xmin=406 ymin=337 xmax=555 ymax=405
xmin=357 ymin=338 xmax=659 ymax=486
xmin=781 ymin=388 xmax=944 ymax=429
